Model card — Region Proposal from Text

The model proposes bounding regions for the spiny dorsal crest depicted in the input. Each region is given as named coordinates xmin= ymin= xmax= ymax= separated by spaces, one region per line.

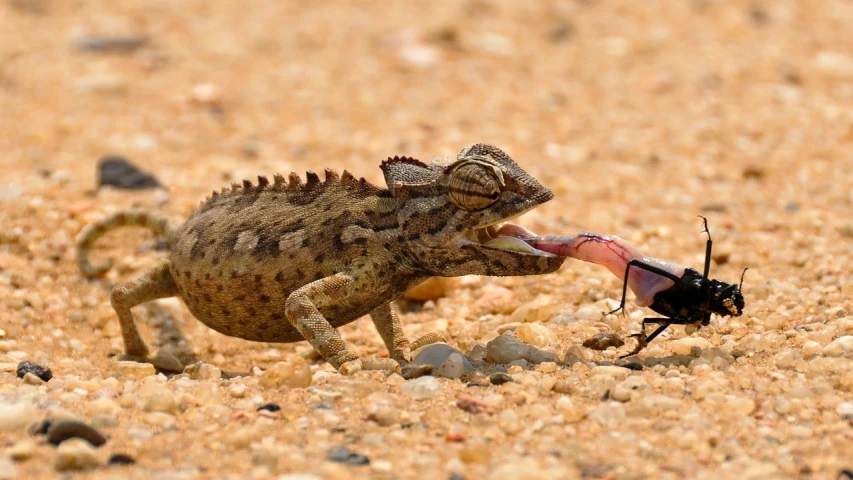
xmin=203 ymin=167 xmax=380 ymax=204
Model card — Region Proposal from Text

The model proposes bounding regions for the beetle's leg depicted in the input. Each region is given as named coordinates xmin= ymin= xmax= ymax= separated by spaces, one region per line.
xmin=607 ymin=260 xmax=685 ymax=316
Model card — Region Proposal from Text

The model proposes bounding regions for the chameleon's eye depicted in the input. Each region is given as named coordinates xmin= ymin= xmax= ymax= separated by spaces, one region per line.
xmin=447 ymin=163 xmax=503 ymax=211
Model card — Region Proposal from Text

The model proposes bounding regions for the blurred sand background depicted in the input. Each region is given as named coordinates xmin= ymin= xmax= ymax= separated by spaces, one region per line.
xmin=1 ymin=1 xmax=852 ymax=479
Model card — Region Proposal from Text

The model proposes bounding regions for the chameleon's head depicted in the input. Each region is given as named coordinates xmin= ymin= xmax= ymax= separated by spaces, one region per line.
xmin=381 ymin=143 xmax=564 ymax=277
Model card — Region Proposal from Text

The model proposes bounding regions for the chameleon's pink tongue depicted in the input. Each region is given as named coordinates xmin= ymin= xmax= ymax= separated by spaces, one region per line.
xmin=524 ymin=233 xmax=682 ymax=307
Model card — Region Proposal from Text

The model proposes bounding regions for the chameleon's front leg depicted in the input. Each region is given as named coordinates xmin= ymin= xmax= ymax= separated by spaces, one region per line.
xmin=370 ymin=303 xmax=411 ymax=364
xmin=370 ymin=303 xmax=447 ymax=364
xmin=284 ymin=273 xmax=365 ymax=374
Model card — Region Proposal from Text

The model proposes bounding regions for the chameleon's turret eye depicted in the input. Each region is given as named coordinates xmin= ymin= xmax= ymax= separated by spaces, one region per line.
xmin=447 ymin=162 xmax=504 ymax=211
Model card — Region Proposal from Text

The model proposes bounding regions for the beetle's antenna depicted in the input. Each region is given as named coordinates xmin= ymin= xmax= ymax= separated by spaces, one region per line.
xmin=739 ymin=267 xmax=748 ymax=291
xmin=698 ymin=216 xmax=712 ymax=282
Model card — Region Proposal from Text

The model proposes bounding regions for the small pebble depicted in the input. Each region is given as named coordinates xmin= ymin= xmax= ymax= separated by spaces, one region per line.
xmin=115 ymin=361 xmax=156 ymax=377
xmin=47 ymin=420 xmax=107 ymax=447
xmin=486 ymin=334 xmax=529 ymax=364
xmin=23 ymin=372 xmax=45 ymax=385
xmin=98 ymin=156 xmax=162 ymax=189
xmin=456 ymin=395 xmax=495 ymax=415
xmin=489 ymin=372 xmax=513 ymax=385
xmin=16 ymin=360 xmax=52 ymax=382
xmin=436 ymin=353 xmax=466 ymax=379
xmin=143 ymin=391 xmax=179 ymax=415
xmin=327 ymin=445 xmax=370 ymax=466
xmin=516 ymin=323 xmax=558 ymax=347
xmin=822 ymin=336 xmax=853 ymax=357
xmin=184 ymin=362 xmax=222 ymax=380
xmin=258 ymin=357 xmax=313 ymax=389
xmin=107 ymin=453 xmax=136 ymax=465
xmin=582 ymin=332 xmax=625 ymax=350
xmin=403 ymin=277 xmax=457 ymax=301
xmin=412 ymin=343 xmax=472 ymax=373
xmin=7 ymin=439 xmax=36 ymax=461
xmin=55 ymin=438 xmax=101 ymax=471
xmin=668 ymin=337 xmax=712 ymax=355
xmin=401 ymin=376 xmax=442 ymax=400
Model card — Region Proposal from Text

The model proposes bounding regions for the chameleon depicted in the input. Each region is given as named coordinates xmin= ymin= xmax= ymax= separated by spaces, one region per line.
xmin=76 ymin=144 xmax=565 ymax=374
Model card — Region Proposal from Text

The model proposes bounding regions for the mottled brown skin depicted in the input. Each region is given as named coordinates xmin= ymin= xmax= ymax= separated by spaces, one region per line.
xmin=76 ymin=144 xmax=564 ymax=374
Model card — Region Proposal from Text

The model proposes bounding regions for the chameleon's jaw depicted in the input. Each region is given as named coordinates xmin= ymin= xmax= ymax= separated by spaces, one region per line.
xmin=460 ymin=222 xmax=556 ymax=256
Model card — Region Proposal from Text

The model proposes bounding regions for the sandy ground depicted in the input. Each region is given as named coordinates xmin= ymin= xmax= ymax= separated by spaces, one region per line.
xmin=1 ymin=1 xmax=853 ymax=479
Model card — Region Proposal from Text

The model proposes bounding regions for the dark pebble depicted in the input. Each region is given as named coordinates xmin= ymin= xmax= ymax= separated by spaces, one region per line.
xmin=16 ymin=361 xmax=52 ymax=382
xmin=466 ymin=382 xmax=490 ymax=388
xmin=449 ymin=475 xmax=466 ymax=480
xmin=98 ymin=156 xmax=162 ymax=190
xmin=47 ymin=420 xmax=107 ymax=447
xmin=310 ymin=402 xmax=334 ymax=411
xmin=108 ymin=453 xmax=136 ymax=465
xmin=401 ymin=363 xmax=432 ymax=379
xmin=75 ymin=36 xmax=148 ymax=53
xmin=257 ymin=403 xmax=281 ymax=413
xmin=620 ymin=359 xmax=644 ymax=371
xmin=327 ymin=445 xmax=370 ymax=466
xmin=600 ymin=389 xmax=611 ymax=401
xmin=489 ymin=372 xmax=513 ymax=385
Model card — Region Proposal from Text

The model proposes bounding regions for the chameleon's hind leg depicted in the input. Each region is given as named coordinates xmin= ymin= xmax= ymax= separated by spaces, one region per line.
xmin=110 ymin=258 xmax=183 ymax=371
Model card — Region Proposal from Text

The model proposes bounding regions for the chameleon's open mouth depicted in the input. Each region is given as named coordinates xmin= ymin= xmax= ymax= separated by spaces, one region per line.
xmin=463 ymin=223 xmax=554 ymax=256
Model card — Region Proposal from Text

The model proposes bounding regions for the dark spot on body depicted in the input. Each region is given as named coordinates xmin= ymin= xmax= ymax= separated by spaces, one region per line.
xmin=275 ymin=271 xmax=285 ymax=283
xmin=212 ymin=257 xmax=220 ymax=266
xmin=203 ymin=293 xmax=212 ymax=302
xmin=254 ymin=274 xmax=263 ymax=284
xmin=315 ymin=253 xmax=325 ymax=264
xmin=353 ymin=237 xmax=367 ymax=245
xmin=302 ymin=238 xmax=311 ymax=248
xmin=221 ymin=307 xmax=230 ymax=316
xmin=259 ymin=295 xmax=271 ymax=303
xmin=216 ymin=284 xmax=223 ymax=292
xmin=235 ymin=294 xmax=246 ymax=301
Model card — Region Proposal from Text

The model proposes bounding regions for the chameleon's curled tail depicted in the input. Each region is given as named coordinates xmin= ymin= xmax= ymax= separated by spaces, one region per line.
xmin=76 ymin=210 xmax=179 ymax=278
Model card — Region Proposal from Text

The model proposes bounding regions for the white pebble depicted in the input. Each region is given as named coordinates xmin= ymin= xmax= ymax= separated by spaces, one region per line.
xmin=822 ymin=336 xmax=853 ymax=357
xmin=668 ymin=337 xmax=711 ymax=355
xmin=836 ymin=401 xmax=853 ymax=417
xmin=436 ymin=353 xmax=465 ymax=379
xmin=401 ymin=376 xmax=442 ymax=400
xmin=516 ymin=323 xmax=558 ymax=347
xmin=801 ymin=340 xmax=822 ymax=358
xmin=55 ymin=438 xmax=100 ymax=471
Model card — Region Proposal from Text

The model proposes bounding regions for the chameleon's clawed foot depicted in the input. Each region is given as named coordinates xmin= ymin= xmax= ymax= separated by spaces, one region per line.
xmin=410 ymin=332 xmax=446 ymax=351
xmin=339 ymin=357 xmax=403 ymax=375
xmin=347 ymin=357 xmax=402 ymax=375
xmin=118 ymin=351 xmax=184 ymax=373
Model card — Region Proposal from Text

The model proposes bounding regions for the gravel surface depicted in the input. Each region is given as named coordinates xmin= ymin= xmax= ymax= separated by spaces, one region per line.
xmin=1 ymin=1 xmax=852 ymax=479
